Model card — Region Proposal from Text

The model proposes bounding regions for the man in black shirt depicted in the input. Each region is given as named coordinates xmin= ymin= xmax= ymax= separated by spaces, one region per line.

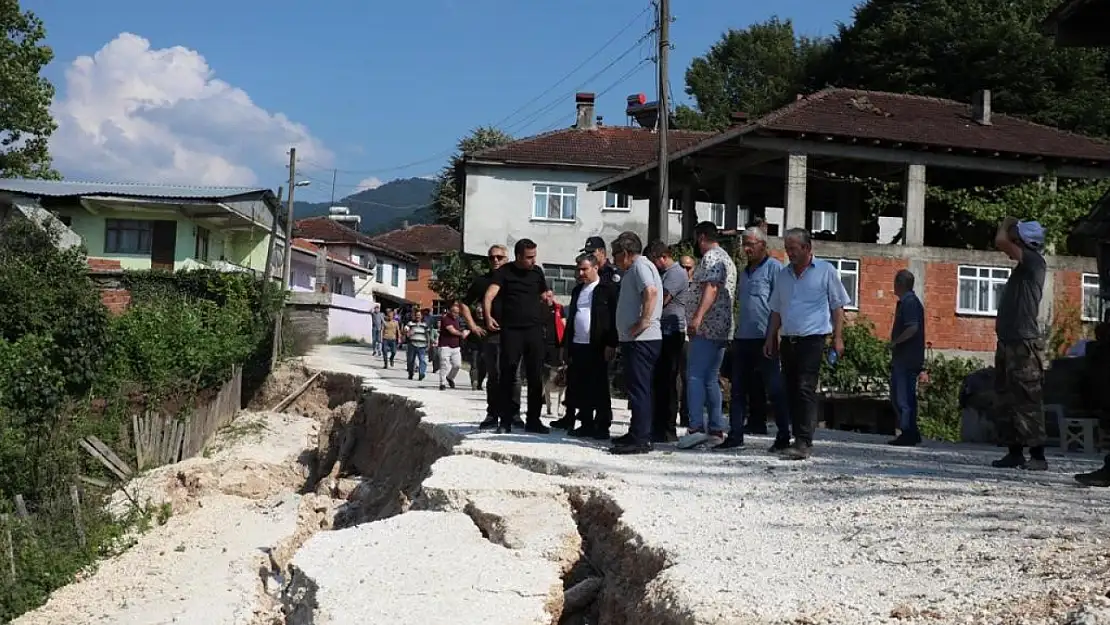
xmin=990 ymin=217 xmax=1048 ymax=471
xmin=461 ymin=245 xmax=523 ymax=430
xmin=483 ymin=239 xmax=551 ymax=434
xmin=888 ymin=269 xmax=925 ymax=447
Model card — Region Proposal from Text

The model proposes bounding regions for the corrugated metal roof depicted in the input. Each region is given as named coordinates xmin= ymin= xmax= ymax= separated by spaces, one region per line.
xmin=0 ymin=179 xmax=272 ymax=200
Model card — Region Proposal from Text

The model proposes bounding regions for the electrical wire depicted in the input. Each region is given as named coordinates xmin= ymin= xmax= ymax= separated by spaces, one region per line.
xmin=302 ymin=1 xmax=659 ymax=176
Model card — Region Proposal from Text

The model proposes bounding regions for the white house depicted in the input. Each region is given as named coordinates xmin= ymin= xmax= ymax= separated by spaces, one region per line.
xmin=460 ymin=92 xmax=787 ymax=297
xmin=293 ymin=216 xmax=418 ymax=309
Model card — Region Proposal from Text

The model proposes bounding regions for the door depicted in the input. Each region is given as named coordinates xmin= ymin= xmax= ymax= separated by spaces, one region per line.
xmin=150 ymin=221 xmax=177 ymax=270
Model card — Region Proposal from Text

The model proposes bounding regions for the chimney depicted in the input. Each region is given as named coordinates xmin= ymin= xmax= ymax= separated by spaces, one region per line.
xmin=972 ymin=90 xmax=991 ymax=126
xmin=575 ymin=93 xmax=596 ymax=130
xmin=729 ymin=112 xmax=749 ymax=126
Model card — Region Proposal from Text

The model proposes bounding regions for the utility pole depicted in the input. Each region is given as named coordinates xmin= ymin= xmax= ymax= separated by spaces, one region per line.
xmin=651 ymin=0 xmax=671 ymax=244
xmin=329 ymin=168 xmax=337 ymax=205
xmin=281 ymin=147 xmax=297 ymax=289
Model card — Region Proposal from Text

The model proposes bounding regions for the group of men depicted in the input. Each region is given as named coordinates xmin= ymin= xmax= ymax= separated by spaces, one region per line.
xmin=396 ymin=213 xmax=1057 ymax=470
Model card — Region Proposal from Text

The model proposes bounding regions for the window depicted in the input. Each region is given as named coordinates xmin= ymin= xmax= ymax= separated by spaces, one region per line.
xmin=331 ymin=276 xmax=343 ymax=295
xmin=604 ymin=191 xmax=630 ymax=211
xmin=710 ymin=204 xmax=725 ymax=228
xmin=542 ymin=264 xmax=577 ymax=297
xmin=737 ymin=207 xmax=750 ymax=229
xmin=407 ymin=262 xmax=419 ymax=281
xmin=957 ymin=265 xmax=1010 ymax=315
xmin=817 ymin=258 xmax=860 ymax=310
xmin=375 ymin=263 xmax=384 ymax=283
xmin=390 ymin=263 xmax=400 ymax=287
xmin=668 ymin=199 xmax=681 ymax=213
xmin=195 ymin=227 xmax=210 ymax=262
xmin=1082 ymin=273 xmax=1105 ymax=322
xmin=812 ymin=210 xmax=838 ymax=234
xmin=432 ymin=300 xmax=449 ymax=315
xmin=533 ymin=184 xmax=577 ymax=221
xmin=105 ymin=219 xmax=152 ymax=254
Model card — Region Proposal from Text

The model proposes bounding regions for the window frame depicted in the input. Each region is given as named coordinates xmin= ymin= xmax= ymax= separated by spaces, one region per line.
xmin=812 ymin=210 xmax=839 ymax=234
xmin=710 ymin=203 xmax=725 ymax=228
xmin=532 ymin=184 xmax=578 ymax=222
xmin=195 ymin=226 xmax=210 ymax=262
xmin=390 ymin=262 xmax=400 ymax=287
xmin=375 ymin=263 xmax=384 ymax=283
xmin=603 ymin=191 xmax=631 ymax=212
xmin=406 ymin=262 xmax=419 ymax=281
xmin=816 ymin=257 xmax=860 ymax=311
xmin=541 ymin=263 xmax=577 ymax=297
xmin=668 ymin=198 xmax=681 ymax=213
xmin=104 ymin=219 xmax=153 ymax=255
xmin=1082 ymin=273 xmax=1105 ymax=322
xmin=956 ymin=265 xmax=1011 ymax=317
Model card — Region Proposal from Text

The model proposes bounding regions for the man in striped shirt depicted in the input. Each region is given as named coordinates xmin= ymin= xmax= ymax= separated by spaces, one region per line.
xmin=404 ymin=309 xmax=430 ymax=381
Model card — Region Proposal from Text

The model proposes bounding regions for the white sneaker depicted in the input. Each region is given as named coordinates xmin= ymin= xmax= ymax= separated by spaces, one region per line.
xmin=677 ymin=430 xmax=710 ymax=450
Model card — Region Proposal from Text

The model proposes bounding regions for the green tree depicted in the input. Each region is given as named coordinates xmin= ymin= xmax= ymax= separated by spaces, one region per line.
xmin=431 ymin=126 xmax=513 ymax=229
xmin=427 ymin=250 xmax=484 ymax=304
xmin=814 ymin=0 xmax=1110 ymax=137
xmin=0 ymin=2 xmax=59 ymax=179
xmin=674 ymin=17 xmax=830 ymax=131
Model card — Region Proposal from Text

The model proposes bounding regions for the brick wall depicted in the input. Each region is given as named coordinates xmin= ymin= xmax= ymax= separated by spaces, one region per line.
xmin=403 ymin=257 xmax=439 ymax=309
xmin=100 ymin=289 xmax=132 ymax=314
xmin=86 ymin=258 xmax=131 ymax=314
xmin=758 ymin=240 xmax=1098 ymax=355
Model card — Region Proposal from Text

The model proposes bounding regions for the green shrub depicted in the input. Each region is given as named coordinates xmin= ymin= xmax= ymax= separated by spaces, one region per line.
xmin=820 ymin=317 xmax=890 ymax=395
xmin=919 ymin=353 xmax=981 ymax=442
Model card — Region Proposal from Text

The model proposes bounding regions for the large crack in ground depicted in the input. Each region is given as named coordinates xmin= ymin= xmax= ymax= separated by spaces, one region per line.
xmin=259 ymin=363 xmax=695 ymax=625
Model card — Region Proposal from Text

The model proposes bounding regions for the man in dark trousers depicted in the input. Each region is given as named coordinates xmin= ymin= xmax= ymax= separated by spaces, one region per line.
xmin=563 ymin=253 xmax=619 ymax=440
xmin=483 ymin=239 xmax=551 ymax=435
xmin=888 ymin=269 xmax=926 ymax=447
xmin=990 ymin=218 xmax=1048 ymax=471
xmin=460 ymin=245 xmax=523 ymax=430
xmin=646 ymin=240 xmax=688 ymax=443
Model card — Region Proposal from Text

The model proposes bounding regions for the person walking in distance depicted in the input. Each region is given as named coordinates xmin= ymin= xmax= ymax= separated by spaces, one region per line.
xmin=460 ymin=245 xmax=524 ymax=430
xmin=381 ymin=310 xmax=399 ymax=368
xmin=483 ymin=239 xmax=551 ymax=435
xmin=763 ymin=228 xmax=850 ymax=460
xmin=370 ymin=304 xmax=383 ymax=356
xmin=608 ymin=232 xmax=663 ymax=455
xmin=404 ymin=309 xmax=430 ymax=381
xmin=888 ymin=270 xmax=926 ymax=447
xmin=679 ymin=222 xmax=737 ymax=450
xmin=646 ymin=240 xmax=689 ymax=443
xmin=562 ymin=253 xmax=619 ymax=439
xmin=723 ymin=226 xmax=790 ymax=451
xmin=990 ymin=218 xmax=1049 ymax=471
xmin=438 ymin=301 xmax=469 ymax=391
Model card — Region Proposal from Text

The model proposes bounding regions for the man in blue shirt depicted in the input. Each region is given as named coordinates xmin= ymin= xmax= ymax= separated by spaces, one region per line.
xmin=889 ymin=269 xmax=926 ymax=447
xmin=764 ymin=228 xmax=851 ymax=460
xmin=722 ymin=226 xmax=790 ymax=451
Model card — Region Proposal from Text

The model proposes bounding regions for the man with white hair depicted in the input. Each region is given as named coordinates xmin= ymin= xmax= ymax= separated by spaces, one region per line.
xmin=722 ymin=225 xmax=789 ymax=451
xmin=764 ymin=228 xmax=850 ymax=460
xmin=990 ymin=217 xmax=1048 ymax=471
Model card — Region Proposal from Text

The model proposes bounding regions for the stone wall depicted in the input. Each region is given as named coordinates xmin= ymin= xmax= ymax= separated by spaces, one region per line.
xmin=285 ymin=292 xmax=330 ymax=349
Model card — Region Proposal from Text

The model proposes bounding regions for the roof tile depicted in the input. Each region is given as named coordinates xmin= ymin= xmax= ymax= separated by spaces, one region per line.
xmin=370 ymin=224 xmax=461 ymax=254
xmin=756 ymin=89 xmax=1110 ymax=161
xmin=293 ymin=217 xmax=416 ymax=263
xmin=469 ymin=126 xmax=713 ymax=170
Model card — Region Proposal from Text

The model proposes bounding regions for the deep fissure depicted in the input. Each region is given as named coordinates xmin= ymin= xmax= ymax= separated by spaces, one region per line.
xmin=264 ymin=365 xmax=690 ymax=625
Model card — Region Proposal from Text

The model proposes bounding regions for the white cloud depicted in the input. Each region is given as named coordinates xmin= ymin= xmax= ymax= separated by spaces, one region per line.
xmin=50 ymin=33 xmax=333 ymax=186
xmin=355 ymin=177 xmax=383 ymax=191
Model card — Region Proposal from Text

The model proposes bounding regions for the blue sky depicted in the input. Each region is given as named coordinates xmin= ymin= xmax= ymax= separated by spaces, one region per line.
xmin=26 ymin=0 xmax=858 ymax=203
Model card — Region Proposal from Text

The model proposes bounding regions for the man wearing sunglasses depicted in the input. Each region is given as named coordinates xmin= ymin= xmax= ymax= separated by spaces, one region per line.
xmin=461 ymin=244 xmax=524 ymax=430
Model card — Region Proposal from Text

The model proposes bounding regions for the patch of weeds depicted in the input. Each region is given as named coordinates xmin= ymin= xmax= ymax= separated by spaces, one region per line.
xmin=327 ymin=335 xmax=365 ymax=345
xmin=203 ymin=416 xmax=270 ymax=457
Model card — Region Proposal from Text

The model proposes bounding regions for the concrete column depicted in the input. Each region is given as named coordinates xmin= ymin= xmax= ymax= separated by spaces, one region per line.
xmin=784 ymin=154 xmax=807 ymax=231
xmin=724 ymin=175 xmax=740 ymax=231
xmin=681 ymin=186 xmax=697 ymax=240
xmin=909 ymin=258 xmax=927 ymax=301
xmin=903 ymin=163 xmax=926 ymax=246
xmin=315 ymin=246 xmax=328 ymax=292
xmin=1039 ymin=270 xmax=1054 ymax=337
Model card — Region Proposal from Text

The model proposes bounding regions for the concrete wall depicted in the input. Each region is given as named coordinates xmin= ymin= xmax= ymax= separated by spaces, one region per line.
xmin=327 ymin=294 xmax=374 ymax=342
xmin=763 ymin=239 xmax=1100 ymax=355
xmin=462 ymin=165 xmax=724 ymax=265
xmin=286 ymin=291 xmax=375 ymax=345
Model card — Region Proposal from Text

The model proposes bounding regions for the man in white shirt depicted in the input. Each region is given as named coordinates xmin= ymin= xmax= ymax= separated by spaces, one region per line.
xmin=561 ymin=253 xmax=619 ymax=439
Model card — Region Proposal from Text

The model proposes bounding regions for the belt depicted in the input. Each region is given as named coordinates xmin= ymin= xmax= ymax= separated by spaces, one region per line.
xmin=781 ymin=334 xmax=825 ymax=343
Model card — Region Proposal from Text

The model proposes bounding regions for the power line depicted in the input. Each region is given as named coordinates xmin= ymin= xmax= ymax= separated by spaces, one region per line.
xmin=300 ymin=3 xmax=658 ymax=177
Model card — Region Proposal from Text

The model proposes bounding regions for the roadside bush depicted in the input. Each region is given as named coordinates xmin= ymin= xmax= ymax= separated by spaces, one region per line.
xmin=820 ymin=317 xmax=890 ymax=395
xmin=919 ymin=353 xmax=981 ymax=442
